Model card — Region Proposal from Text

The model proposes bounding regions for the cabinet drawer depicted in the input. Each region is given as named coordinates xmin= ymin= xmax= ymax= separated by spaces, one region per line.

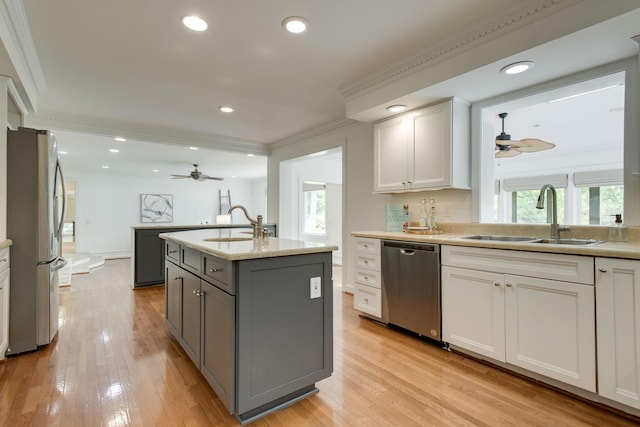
xmin=181 ymin=246 xmax=201 ymax=275
xmin=0 ymin=247 xmax=9 ymax=274
xmin=354 ymin=284 xmax=382 ymax=318
xmin=442 ymin=245 xmax=594 ymax=285
xmin=355 ymin=238 xmax=380 ymax=255
xmin=203 ymin=254 xmax=235 ymax=295
xmin=355 ymin=254 xmax=380 ymax=271
xmin=354 ymin=268 xmax=381 ymax=289
xmin=166 ymin=242 xmax=179 ymax=264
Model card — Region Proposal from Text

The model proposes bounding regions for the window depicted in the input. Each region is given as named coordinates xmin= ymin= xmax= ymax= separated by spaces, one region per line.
xmin=303 ymin=181 xmax=326 ymax=235
xmin=475 ymin=65 xmax=633 ymax=225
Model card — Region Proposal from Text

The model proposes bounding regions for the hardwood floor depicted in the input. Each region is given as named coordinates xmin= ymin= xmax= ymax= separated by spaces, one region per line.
xmin=0 ymin=258 xmax=637 ymax=426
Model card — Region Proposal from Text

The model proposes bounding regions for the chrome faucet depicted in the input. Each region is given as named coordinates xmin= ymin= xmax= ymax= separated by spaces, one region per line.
xmin=535 ymin=184 xmax=568 ymax=239
xmin=228 ymin=205 xmax=264 ymax=238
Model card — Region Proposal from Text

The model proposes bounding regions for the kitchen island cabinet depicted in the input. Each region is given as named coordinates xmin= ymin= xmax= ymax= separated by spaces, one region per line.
xmin=160 ymin=229 xmax=335 ymax=424
xmin=596 ymin=257 xmax=640 ymax=410
xmin=442 ymin=245 xmax=596 ymax=392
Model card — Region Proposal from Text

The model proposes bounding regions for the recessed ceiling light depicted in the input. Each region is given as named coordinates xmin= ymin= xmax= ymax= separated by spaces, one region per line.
xmin=500 ymin=61 xmax=535 ymax=75
xmin=59 ymin=151 xmax=68 ymax=155
xmin=182 ymin=15 xmax=208 ymax=32
xmin=101 ymin=165 xmax=110 ymax=169
xmin=152 ymin=169 xmax=159 ymax=173
xmin=109 ymin=149 xmax=120 ymax=153
xmin=282 ymin=16 xmax=309 ymax=34
xmin=386 ymin=104 xmax=407 ymax=113
xmin=189 ymin=146 xmax=198 ymax=150
xmin=247 ymin=154 xmax=255 ymax=157
xmin=219 ymin=106 xmax=235 ymax=113
xmin=114 ymin=137 xmax=126 ymax=142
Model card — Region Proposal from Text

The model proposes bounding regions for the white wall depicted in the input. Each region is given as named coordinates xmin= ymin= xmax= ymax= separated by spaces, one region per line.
xmin=69 ymin=173 xmax=265 ymax=255
xmin=0 ymin=78 xmax=8 ymax=242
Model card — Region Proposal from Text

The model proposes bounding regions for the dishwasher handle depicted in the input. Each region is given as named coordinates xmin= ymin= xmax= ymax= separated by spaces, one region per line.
xmin=400 ymin=249 xmax=415 ymax=255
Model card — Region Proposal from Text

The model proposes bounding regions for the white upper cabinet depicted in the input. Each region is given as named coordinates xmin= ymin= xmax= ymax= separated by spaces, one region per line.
xmin=373 ymin=98 xmax=470 ymax=193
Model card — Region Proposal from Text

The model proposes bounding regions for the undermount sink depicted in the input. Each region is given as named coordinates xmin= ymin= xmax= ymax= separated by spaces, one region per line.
xmin=531 ymin=238 xmax=603 ymax=246
xmin=461 ymin=235 xmax=604 ymax=246
xmin=203 ymin=237 xmax=254 ymax=242
xmin=461 ymin=235 xmax=539 ymax=242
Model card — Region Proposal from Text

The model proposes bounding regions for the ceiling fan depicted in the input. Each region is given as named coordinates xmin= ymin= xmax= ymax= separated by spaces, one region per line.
xmin=171 ymin=164 xmax=224 ymax=181
xmin=495 ymin=112 xmax=555 ymax=158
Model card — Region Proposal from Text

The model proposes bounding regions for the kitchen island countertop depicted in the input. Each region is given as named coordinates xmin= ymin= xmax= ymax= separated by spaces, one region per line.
xmin=160 ymin=229 xmax=338 ymax=261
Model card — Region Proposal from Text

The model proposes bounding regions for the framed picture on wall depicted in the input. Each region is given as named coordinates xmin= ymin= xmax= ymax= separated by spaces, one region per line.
xmin=140 ymin=194 xmax=173 ymax=223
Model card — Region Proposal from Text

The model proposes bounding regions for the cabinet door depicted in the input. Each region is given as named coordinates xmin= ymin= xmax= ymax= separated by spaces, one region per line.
xmin=442 ymin=266 xmax=505 ymax=361
xmin=412 ymin=102 xmax=450 ymax=189
xmin=0 ymin=268 xmax=9 ymax=357
xmin=505 ymin=274 xmax=595 ymax=392
xmin=135 ymin=229 xmax=164 ymax=285
xmin=165 ymin=262 xmax=182 ymax=338
xmin=200 ymin=280 xmax=235 ymax=413
xmin=596 ymin=258 xmax=640 ymax=409
xmin=373 ymin=116 xmax=409 ymax=192
xmin=180 ymin=272 xmax=202 ymax=367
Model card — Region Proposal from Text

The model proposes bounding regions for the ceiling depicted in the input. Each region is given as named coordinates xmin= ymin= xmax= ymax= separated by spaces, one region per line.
xmin=2 ymin=1 xmax=640 ymax=179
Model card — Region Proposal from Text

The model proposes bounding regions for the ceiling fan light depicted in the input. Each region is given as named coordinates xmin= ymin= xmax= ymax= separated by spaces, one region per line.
xmin=282 ymin=16 xmax=309 ymax=34
xmin=500 ymin=61 xmax=535 ymax=75
xmin=182 ymin=15 xmax=208 ymax=32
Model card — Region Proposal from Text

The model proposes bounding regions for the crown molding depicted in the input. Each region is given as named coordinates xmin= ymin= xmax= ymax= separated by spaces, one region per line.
xmin=24 ymin=111 xmax=271 ymax=156
xmin=337 ymin=0 xmax=574 ymax=101
xmin=269 ymin=118 xmax=358 ymax=151
xmin=0 ymin=0 xmax=46 ymax=112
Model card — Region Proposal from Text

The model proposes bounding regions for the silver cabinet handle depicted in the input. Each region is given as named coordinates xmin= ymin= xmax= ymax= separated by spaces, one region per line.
xmin=363 ymin=244 xmax=368 ymax=249
xmin=209 ymin=268 xmax=219 ymax=273
xmin=174 ymin=276 xmax=182 ymax=280
xmin=506 ymin=283 xmax=513 ymax=287
xmin=599 ymin=267 xmax=607 ymax=272
xmin=364 ymin=298 xmax=369 ymax=303
xmin=494 ymin=282 xmax=500 ymax=287
xmin=168 ymin=250 xmax=177 ymax=254
xmin=193 ymin=290 xmax=198 ymax=295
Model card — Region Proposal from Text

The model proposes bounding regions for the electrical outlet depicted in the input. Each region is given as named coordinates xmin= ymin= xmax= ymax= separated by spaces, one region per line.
xmin=310 ymin=277 xmax=322 ymax=299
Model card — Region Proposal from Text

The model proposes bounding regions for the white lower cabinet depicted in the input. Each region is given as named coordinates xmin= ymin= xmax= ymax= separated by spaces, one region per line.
xmin=352 ymin=237 xmax=382 ymax=319
xmin=596 ymin=257 xmax=640 ymax=409
xmin=442 ymin=245 xmax=596 ymax=392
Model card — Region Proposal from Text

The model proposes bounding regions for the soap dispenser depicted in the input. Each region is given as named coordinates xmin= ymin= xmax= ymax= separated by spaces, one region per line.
xmin=609 ymin=214 xmax=629 ymax=242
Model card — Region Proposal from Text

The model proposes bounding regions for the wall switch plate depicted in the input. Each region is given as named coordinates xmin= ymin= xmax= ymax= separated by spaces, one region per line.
xmin=310 ymin=277 xmax=322 ymax=299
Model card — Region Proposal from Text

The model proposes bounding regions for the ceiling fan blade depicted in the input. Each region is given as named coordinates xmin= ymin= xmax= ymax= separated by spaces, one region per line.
xmin=171 ymin=174 xmax=191 ymax=179
xmin=514 ymin=138 xmax=556 ymax=152
xmin=201 ymin=175 xmax=224 ymax=181
xmin=496 ymin=139 xmax=527 ymax=148
xmin=495 ymin=149 xmax=522 ymax=158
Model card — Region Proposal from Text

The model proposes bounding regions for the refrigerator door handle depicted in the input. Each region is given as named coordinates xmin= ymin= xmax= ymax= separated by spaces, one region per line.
xmin=54 ymin=159 xmax=67 ymax=239
xmin=50 ymin=257 xmax=68 ymax=272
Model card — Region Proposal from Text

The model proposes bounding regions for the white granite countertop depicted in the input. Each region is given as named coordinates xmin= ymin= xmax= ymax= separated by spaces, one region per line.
xmin=352 ymin=223 xmax=640 ymax=260
xmin=133 ymin=223 xmax=275 ymax=230
xmin=160 ymin=229 xmax=338 ymax=261
xmin=0 ymin=239 xmax=12 ymax=250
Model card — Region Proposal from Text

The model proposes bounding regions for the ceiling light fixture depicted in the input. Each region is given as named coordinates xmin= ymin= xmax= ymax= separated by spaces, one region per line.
xmin=282 ymin=16 xmax=309 ymax=34
xmin=247 ymin=154 xmax=255 ymax=157
xmin=386 ymin=104 xmax=407 ymax=113
xmin=101 ymin=165 xmax=110 ymax=169
xmin=114 ymin=137 xmax=126 ymax=142
xmin=152 ymin=169 xmax=159 ymax=173
xmin=109 ymin=149 xmax=120 ymax=153
xmin=219 ymin=106 xmax=234 ymax=113
xmin=189 ymin=146 xmax=198 ymax=150
xmin=182 ymin=15 xmax=208 ymax=32
xmin=500 ymin=61 xmax=535 ymax=75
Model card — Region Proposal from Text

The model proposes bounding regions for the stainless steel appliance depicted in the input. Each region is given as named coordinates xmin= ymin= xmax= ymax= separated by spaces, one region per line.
xmin=381 ymin=240 xmax=441 ymax=341
xmin=7 ymin=127 xmax=67 ymax=355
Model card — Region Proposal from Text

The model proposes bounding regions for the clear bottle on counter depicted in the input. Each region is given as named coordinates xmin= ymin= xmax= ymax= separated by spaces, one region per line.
xmin=418 ymin=198 xmax=428 ymax=227
xmin=609 ymin=213 xmax=629 ymax=242
xmin=428 ymin=197 xmax=438 ymax=230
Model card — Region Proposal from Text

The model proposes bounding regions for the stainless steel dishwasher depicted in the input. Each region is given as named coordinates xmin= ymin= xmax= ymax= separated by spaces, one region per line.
xmin=381 ymin=240 xmax=441 ymax=341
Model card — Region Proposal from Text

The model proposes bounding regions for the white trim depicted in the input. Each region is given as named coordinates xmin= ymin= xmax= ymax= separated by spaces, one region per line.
xmin=574 ymin=169 xmax=623 ymax=187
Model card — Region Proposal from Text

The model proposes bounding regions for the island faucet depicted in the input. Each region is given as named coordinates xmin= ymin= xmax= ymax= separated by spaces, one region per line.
xmin=228 ymin=205 xmax=264 ymax=238
xmin=535 ymin=184 xmax=569 ymax=239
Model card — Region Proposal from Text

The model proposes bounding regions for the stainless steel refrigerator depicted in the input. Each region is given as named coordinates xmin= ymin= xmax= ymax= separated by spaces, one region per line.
xmin=7 ymin=127 xmax=67 ymax=355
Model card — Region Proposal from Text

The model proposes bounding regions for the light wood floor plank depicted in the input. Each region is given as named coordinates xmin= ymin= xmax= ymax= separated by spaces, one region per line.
xmin=0 ymin=259 xmax=638 ymax=426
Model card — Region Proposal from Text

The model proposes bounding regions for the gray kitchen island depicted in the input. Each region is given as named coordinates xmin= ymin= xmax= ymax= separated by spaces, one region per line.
xmin=159 ymin=229 xmax=336 ymax=424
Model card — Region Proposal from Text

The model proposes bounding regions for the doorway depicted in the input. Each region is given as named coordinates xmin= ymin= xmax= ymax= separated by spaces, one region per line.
xmin=61 ymin=179 xmax=77 ymax=255
xmin=278 ymin=147 xmax=343 ymax=264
